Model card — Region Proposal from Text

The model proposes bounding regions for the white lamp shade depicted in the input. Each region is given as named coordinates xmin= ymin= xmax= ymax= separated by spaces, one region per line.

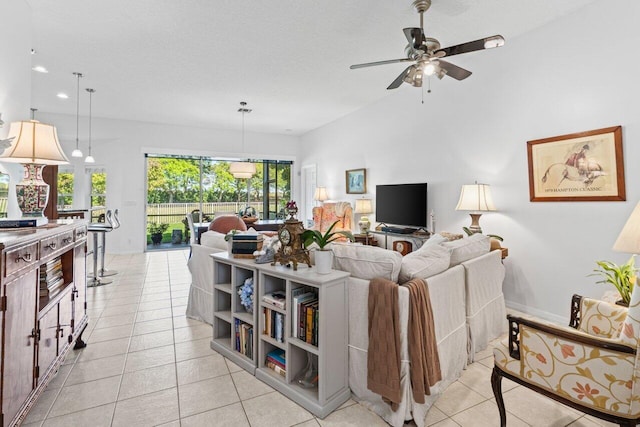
xmin=0 ymin=120 xmax=69 ymax=165
xmin=455 ymin=183 xmax=496 ymax=212
xmin=354 ymin=198 xmax=373 ymax=214
xmin=314 ymin=187 xmax=329 ymax=202
xmin=613 ymin=202 xmax=640 ymax=254
xmin=229 ymin=161 xmax=256 ymax=179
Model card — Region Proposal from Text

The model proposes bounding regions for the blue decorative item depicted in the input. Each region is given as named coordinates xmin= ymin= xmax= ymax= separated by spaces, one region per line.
xmin=238 ymin=277 xmax=254 ymax=313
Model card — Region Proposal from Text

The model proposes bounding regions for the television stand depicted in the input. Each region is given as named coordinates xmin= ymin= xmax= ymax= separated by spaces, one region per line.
xmin=380 ymin=226 xmax=417 ymax=234
xmin=370 ymin=228 xmax=431 ymax=252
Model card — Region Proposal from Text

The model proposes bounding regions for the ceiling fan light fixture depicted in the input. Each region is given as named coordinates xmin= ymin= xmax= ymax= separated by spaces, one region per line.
xmin=423 ymin=61 xmax=437 ymax=76
xmin=484 ymin=35 xmax=505 ymax=49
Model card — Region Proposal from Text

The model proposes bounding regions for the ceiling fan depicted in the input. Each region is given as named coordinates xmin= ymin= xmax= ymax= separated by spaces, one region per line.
xmin=350 ymin=0 xmax=505 ymax=90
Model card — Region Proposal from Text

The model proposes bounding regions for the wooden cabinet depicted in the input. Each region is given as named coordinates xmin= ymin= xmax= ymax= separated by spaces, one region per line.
xmin=0 ymin=220 xmax=88 ymax=427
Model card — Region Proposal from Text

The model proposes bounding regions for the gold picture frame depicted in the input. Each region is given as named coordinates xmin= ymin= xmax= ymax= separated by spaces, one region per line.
xmin=346 ymin=168 xmax=366 ymax=194
xmin=527 ymin=126 xmax=625 ymax=202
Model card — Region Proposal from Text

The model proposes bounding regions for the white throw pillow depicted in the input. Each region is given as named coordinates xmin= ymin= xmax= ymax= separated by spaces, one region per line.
xmin=330 ymin=242 xmax=402 ymax=282
xmin=441 ymin=233 xmax=491 ymax=267
xmin=417 ymin=233 xmax=447 ymax=249
xmin=399 ymin=244 xmax=451 ymax=284
xmin=199 ymin=231 xmax=228 ymax=250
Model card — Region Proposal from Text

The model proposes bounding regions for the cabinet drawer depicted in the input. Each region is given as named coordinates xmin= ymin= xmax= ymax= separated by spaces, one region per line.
xmin=75 ymin=226 xmax=87 ymax=241
xmin=40 ymin=231 xmax=74 ymax=259
xmin=4 ymin=242 xmax=39 ymax=277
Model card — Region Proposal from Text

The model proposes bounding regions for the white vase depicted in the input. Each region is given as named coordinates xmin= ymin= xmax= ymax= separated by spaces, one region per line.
xmin=315 ymin=250 xmax=333 ymax=274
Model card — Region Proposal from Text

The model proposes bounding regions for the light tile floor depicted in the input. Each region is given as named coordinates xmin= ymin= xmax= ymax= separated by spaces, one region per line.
xmin=23 ymin=250 xmax=618 ymax=427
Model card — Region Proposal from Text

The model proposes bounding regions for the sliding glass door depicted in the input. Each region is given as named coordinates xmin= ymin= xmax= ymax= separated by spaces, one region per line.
xmin=145 ymin=155 xmax=291 ymax=250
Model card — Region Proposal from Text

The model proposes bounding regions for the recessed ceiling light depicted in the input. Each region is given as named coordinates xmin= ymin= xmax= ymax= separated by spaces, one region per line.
xmin=285 ymin=129 xmax=293 ymax=132
xmin=57 ymin=93 xmax=69 ymax=99
xmin=32 ymin=65 xmax=48 ymax=73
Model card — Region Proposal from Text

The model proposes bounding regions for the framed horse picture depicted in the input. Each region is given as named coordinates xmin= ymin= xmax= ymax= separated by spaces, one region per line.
xmin=527 ymin=126 xmax=625 ymax=202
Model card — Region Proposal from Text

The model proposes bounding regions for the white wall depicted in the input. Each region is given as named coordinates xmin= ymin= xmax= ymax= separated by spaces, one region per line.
xmin=298 ymin=0 xmax=640 ymax=321
xmin=38 ymin=112 xmax=299 ymax=254
xmin=0 ymin=0 xmax=32 ymax=218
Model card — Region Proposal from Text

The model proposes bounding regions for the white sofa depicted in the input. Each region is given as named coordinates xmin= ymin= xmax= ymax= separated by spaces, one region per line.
xmin=186 ymin=231 xmax=506 ymax=427
xmin=186 ymin=231 xmax=228 ymax=324
xmin=330 ymin=234 xmax=505 ymax=427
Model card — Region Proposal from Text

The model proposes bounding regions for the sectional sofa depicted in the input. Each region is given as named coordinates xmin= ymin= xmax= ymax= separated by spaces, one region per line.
xmin=186 ymin=231 xmax=506 ymax=426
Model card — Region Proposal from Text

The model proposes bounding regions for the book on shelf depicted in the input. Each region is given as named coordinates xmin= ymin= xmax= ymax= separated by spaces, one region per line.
xmin=262 ymin=291 xmax=286 ymax=309
xmin=299 ymin=296 xmax=318 ymax=341
xmin=292 ymin=291 xmax=316 ymax=337
xmin=266 ymin=360 xmax=286 ymax=377
xmin=266 ymin=348 xmax=286 ymax=367
xmin=274 ymin=312 xmax=284 ymax=343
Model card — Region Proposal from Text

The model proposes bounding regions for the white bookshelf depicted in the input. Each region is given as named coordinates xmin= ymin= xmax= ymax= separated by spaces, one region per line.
xmin=210 ymin=252 xmax=351 ymax=418
xmin=255 ymin=263 xmax=350 ymax=419
xmin=211 ymin=252 xmax=259 ymax=374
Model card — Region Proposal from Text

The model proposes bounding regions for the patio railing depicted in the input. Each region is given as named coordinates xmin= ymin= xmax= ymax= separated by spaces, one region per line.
xmin=146 ymin=202 xmax=264 ymax=225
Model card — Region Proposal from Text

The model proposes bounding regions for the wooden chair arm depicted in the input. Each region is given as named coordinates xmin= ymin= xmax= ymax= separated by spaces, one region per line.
xmin=507 ymin=314 xmax=635 ymax=361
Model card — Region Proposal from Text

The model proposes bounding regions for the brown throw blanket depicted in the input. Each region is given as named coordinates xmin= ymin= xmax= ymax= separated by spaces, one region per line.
xmin=367 ymin=278 xmax=402 ymax=410
xmin=367 ymin=277 xmax=442 ymax=410
xmin=404 ymin=278 xmax=442 ymax=402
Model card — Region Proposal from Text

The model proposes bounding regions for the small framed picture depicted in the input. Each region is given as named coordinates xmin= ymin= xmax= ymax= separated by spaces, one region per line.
xmin=346 ymin=168 xmax=366 ymax=194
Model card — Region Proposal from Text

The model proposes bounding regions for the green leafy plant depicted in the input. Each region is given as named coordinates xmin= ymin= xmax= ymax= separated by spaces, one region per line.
xmin=224 ymin=229 xmax=239 ymax=241
xmin=590 ymin=255 xmax=637 ymax=305
xmin=301 ymin=221 xmax=354 ymax=250
xmin=462 ymin=227 xmax=503 ymax=241
xmin=148 ymin=222 xmax=169 ymax=235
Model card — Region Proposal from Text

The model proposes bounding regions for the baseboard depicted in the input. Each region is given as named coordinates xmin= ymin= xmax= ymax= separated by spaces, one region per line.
xmin=505 ymin=300 xmax=566 ymax=325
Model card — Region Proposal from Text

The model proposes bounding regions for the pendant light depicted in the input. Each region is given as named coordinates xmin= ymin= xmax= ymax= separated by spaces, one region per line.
xmin=229 ymin=101 xmax=256 ymax=179
xmin=71 ymin=72 xmax=83 ymax=158
xmin=84 ymin=88 xmax=95 ymax=163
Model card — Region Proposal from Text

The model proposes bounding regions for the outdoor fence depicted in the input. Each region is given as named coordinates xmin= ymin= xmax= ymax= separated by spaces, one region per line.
xmin=146 ymin=202 xmax=265 ymax=225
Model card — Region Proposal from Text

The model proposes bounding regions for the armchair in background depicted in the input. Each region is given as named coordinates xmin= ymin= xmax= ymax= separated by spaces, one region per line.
xmin=312 ymin=201 xmax=353 ymax=233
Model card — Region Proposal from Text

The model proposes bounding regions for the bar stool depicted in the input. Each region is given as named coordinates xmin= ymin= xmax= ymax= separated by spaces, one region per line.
xmin=99 ymin=208 xmax=120 ymax=277
xmin=87 ymin=210 xmax=113 ymax=287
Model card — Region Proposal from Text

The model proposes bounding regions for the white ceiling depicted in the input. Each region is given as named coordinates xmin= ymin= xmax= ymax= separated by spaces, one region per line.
xmin=26 ymin=0 xmax=596 ymax=136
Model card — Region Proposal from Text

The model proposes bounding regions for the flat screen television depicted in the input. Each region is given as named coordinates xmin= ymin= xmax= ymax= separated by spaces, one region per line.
xmin=375 ymin=183 xmax=428 ymax=228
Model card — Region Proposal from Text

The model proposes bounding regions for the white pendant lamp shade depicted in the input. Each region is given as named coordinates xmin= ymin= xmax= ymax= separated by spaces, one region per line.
xmin=229 ymin=161 xmax=255 ymax=179
xmin=229 ymin=101 xmax=255 ymax=179
xmin=72 ymin=72 xmax=83 ymax=158
xmin=0 ymin=120 xmax=69 ymax=165
xmin=84 ymin=88 xmax=96 ymax=163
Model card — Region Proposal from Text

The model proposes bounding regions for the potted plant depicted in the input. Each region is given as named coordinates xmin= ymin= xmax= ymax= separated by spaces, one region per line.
xmin=148 ymin=222 xmax=169 ymax=245
xmin=301 ymin=221 xmax=354 ymax=274
xmin=590 ymin=255 xmax=637 ymax=306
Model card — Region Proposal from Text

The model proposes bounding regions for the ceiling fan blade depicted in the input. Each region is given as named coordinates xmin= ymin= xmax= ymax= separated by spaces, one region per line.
xmin=403 ymin=27 xmax=425 ymax=49
xmin=438 ymin=60 xmax=472 ymax=80
xmin=350 ymin=58 xmax=413 ymax=70
xmin=387 ymin=66 xmax=414 ymax=90
xmin=435 ymin=35 xmax=505 ymax=58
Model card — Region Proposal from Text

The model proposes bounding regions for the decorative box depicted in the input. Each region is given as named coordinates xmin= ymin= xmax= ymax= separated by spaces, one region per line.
xmin=231 ymin=234 xmax=264 ymax=258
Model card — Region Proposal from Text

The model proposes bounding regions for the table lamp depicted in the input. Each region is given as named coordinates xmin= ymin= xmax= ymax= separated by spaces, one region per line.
xmin=455 ymin=182 xmax=496 ymax=234
xmin=613 ymin=202 xmax=640 ymax=255
xmin=314 ymin=187 xmax=328 ymax=205
xmin=354 ymin=198 xmax=373 ymax=234
xmin=0 ymin=120 xmax=69 ymax=222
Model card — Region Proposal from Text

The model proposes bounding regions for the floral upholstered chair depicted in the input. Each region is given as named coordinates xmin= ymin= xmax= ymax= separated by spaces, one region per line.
xmin=492 ymin=287 xmax=640 ymax=426
xmin=311 ymin=202 xmax=353 ymax=233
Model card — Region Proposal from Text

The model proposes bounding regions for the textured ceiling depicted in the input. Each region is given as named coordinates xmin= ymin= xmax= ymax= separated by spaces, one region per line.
xmin=26 ymin=0 xmax=596 ymax=135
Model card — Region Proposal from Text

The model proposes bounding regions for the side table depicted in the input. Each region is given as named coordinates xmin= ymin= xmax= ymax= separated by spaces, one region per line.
xmin=354 ymin=233 xmax=378 ymax=246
